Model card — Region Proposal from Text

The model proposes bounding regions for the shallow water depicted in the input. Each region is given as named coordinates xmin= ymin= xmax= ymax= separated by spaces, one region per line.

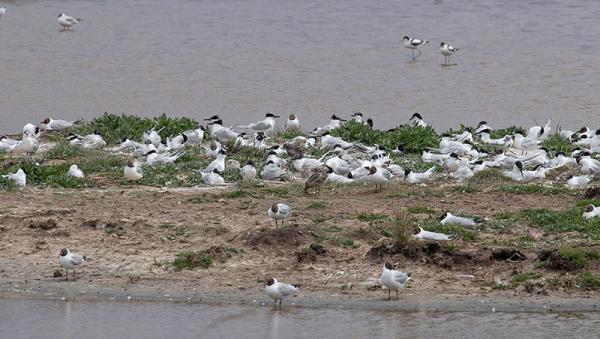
xmin=1 ymin=0 xmax=600 ymax=134
xmin=1 ymin=299 xmax=599 ymax=339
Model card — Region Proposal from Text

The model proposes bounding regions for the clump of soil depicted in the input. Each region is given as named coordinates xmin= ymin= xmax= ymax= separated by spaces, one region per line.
xmin=367 ymin=240 xmax=490 ymax=269
xmin=201 ymin=246 xmax=233 ymax=263
xmin=105 ymin=220 xmax=126 ymax=236
xmin=245 ymin=227 xmax=313 ymax=248
xmin=344 ymin=227 xmax=381 ymax=243
xmin=28 ymin=219 xmax=57 ymax=230
xmin=491 ymin=248 xmax=527 ymax=261
xmin=80 ymin=219 xmax=102 ymax=228
xmin=296 ymin=243 xmax=327 ymax=263
xmin=537 ymin=249 xmax=593 ymax=271
xmin=584 ymin=187 xmax=600 ymax=199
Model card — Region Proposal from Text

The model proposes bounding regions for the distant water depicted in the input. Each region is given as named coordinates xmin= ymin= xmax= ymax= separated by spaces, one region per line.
xmin=2 ymin=299 xmax=600 ymax=339
xmin=1 ymin=0 xmax=600 ymax=134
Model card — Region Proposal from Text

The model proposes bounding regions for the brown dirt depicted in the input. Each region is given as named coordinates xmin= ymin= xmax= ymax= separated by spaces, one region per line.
xmin=0 ymin=182 xmax=597 ymax=301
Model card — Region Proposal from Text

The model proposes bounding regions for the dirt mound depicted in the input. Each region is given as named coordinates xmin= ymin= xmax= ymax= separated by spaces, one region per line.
xmin=584 ymin=187 xmax=600 ymax=199
xmin=245 ymin=227 xmax=314 ymax=248
xmin=28 ymin=219 xmax=57 ymax=230
xmin=296 ymin=243 xmax=327 ymax=263
xmin=202 ymin=246 xmax=233 ymax=263
xmin=367 ymin=241 xmax=490 ymax=269
xmin=344 ymin=227 xmax=381 ymax=243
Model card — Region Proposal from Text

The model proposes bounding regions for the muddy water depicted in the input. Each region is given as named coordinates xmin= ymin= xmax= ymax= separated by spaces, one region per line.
xmin=1 ymin=0 xmax=600 ymax=134
xmin=1 ymin=299 xmax=599 ymax=338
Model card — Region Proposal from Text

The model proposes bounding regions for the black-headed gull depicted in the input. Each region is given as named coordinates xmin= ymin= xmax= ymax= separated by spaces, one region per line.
xmin=266 ymin=277 xmax=298 ymax=309
xmin=583 ymin=204 xmax=600 ymax=220
xmin=124 ymin=160 xmax=143 ymax=181
xmin=58 ymin=248 xmax=86 ymax=280
xmin=268 ymin=203 xmax=291 ymax=228
xmin=40 ymin=117 xmax=79 ymax=131
xmin=365 ymin=166 xmax=390 ymax=191
xmin=439 ymin=212 xmax=480 ymax=227
xmin=58 ymin=13 xmax=80 ymax=31
xmin=414 ymin=227 xmax=452 ymax=241
xmin=285 ymin=114 xmax=300 ymax=132
xmin=380 ymin=262 xmax=411 ymax=300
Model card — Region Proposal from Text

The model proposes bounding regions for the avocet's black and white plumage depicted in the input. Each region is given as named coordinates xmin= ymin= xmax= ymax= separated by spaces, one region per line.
xmin=403 ymin=36 xmax=429 ymax=60
xmin=440 ymin=42 xmax=458 ymax=65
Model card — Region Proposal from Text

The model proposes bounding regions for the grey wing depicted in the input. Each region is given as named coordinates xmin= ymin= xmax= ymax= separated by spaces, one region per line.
xmin=70 ymin=254 xmax=85 ymax=265
xmin=393 ymin=271 xmax=409 ymax=284
xmin=278 ymin=283 xmax=297 ymax=296
xmin=279 ymin=204 xmax=292 ymax=214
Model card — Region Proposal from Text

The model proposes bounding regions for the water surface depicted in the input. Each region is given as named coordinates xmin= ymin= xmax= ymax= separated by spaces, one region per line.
xmin=1 ymin=0 xmax=599 ymax=133
xmin=1 ymin=299 xmax=600 ymax=338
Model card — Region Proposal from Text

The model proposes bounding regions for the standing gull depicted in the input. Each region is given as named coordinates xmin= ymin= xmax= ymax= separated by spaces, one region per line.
xmin=58 ymin=248 xmax=86 ymax=280
xmin=265 ymin=277 xmax=298 ymax=309
xmin=380 ymin=262 xmax=411 ymax=300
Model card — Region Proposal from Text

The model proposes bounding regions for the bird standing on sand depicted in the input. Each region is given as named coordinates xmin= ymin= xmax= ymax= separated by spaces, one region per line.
xmin=380 ymin=262 xmax=411 ymax=300
xmin=265 ymin=277 xmax=298 ymax=309
xmin=440 ymin=42 xmax=458 ymax=65
xmin=403 ymin=36 xmax=429 ymax=61
xmin=267 ymin=203 xmax=291 ymax=228
xmin=58 ymin=13 xmax=80 ymax=30
xmin=58 ymin=248 xmax=86 ymax=281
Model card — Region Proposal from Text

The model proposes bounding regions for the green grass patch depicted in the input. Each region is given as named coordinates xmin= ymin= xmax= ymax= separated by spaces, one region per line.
xmin=172 ymin=252 xmax=213 ymax=271
xmin=512 ymin=272 xmax=541 ymax=283
xmin=340 ymin=238 xmax=355 ymax=247
xmin=495 ymin=184 xmax=578 ymax=196
xmin=407 ymin=205 xmax=436 ymax=214
xmin=74 ymin=113 xmax=199 ymax=144
xmin=580 ymin=272 xmax=600 ymax=290
xmin=541 ymin=134 xmax=574 ymax=154
xmin=308 ymin=201 xmax=327 ymax=209
xmin=515 ymin=208 xmax=600 ymax=239
xmin=558 ymin=247 xmax=600 ymax=269
xmin=330 ymin=120 xmax=439 ymax=154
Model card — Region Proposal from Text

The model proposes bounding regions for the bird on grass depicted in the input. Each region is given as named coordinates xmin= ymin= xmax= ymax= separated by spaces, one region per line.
xmin=124 ymin=160 xmax=143 ymax=181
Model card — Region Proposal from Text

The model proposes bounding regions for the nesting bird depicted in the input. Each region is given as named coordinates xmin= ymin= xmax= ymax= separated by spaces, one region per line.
xmin=124 ymin=160 xmax=143 ymax=181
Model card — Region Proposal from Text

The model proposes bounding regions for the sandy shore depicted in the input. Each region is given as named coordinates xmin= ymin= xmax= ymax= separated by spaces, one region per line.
xmin=1 ymin=183 xmax=599 ymax=311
